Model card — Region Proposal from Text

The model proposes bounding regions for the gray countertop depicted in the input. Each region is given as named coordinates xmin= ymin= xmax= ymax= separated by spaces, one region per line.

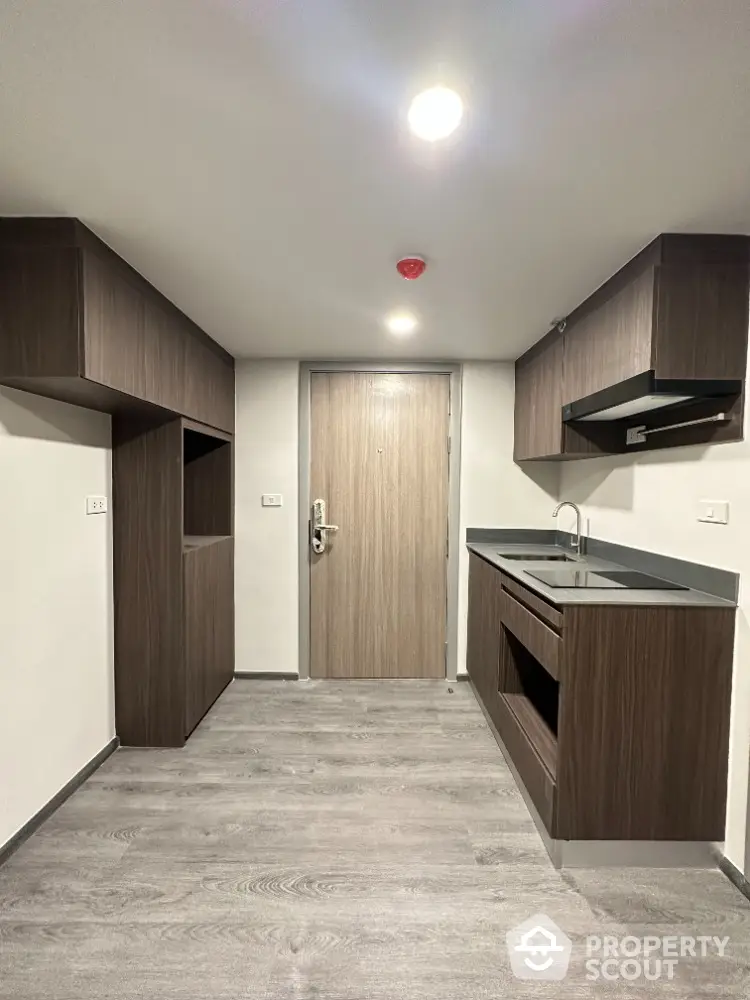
xmin=467 ymin=542 xmax=737 ymax=608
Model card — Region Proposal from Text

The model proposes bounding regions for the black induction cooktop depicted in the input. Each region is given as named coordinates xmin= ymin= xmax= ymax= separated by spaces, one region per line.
xmin=525 ymin=569 xmax=688 ymax=590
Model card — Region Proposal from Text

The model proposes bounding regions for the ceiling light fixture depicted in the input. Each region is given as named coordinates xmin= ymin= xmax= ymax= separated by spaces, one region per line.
xmin=408 ymin=86 xmax=463 ymax=141
xmin=385 ymin=311 xmax=419 ymax=336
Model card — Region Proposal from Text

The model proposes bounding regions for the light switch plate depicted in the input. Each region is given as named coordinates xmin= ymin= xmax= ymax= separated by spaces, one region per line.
xmin=698 ymin=500 xmax=729 ymax=525
xmin=86 ymin=495 xmax=108 ymax=515
xmin=261 ymin=494 xmax=283 ymax=507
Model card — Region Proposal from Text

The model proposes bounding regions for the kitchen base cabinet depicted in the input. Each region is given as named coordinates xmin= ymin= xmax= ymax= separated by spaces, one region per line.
xmin=466 ymin=552 xmax=503 ymax=706
xmin=467 ymin=553 xmax=736 ymax=848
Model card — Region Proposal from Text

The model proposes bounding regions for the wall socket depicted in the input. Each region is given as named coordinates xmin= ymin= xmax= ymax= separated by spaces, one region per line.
xmin=86 ymin=495 xmax=108 ymax=515
xmin=697 ymin=500 xmax=729 ymax=525
xmin=261 ymin=494 xmax=283 ymax=507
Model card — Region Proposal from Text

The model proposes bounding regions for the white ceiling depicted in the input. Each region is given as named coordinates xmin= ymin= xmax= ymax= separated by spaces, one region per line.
xmin=1 ymin=1 xmax=750 ymax=360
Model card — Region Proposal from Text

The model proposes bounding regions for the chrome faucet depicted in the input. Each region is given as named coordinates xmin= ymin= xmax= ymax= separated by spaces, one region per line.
xmin=553 ymin=501 xmax=584 ymax=556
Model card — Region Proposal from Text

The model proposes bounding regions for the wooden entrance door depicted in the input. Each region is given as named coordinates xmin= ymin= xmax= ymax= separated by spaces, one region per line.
xmin=309 ymin=372 xmax=450 ymax=679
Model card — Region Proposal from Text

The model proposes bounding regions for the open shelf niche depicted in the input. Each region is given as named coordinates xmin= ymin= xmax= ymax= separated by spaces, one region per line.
xmin=183 ymin=423 xmax=232 ymax=544
xmin=499 ymin=628 xmax=559 ymax=778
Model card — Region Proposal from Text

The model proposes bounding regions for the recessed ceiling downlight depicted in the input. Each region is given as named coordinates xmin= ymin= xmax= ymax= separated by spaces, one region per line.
xmin=385 ymin=311 xmax=419 ymax=336
xmin=408 ymin=86 xmax=463 ymax=141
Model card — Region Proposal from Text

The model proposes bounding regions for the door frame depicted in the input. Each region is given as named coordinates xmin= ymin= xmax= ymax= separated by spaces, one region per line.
xmin=298 ymin=361 xmax=462 ymax=682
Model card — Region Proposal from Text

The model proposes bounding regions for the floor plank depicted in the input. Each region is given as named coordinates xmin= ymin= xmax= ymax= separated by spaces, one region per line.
xmin=0 ymin=678 xmax=747 ymax=998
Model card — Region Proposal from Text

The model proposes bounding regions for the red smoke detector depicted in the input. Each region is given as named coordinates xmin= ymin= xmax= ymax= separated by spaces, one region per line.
xmin=396 ymin=256 xmax=427 ymax=280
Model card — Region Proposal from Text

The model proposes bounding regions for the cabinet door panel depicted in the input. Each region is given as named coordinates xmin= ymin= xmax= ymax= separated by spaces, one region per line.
xmin=143 ymin=301 xmax=186 ymax=414
xmin=83 ymin=249 xmax=233 ymax=428
xmin=0 ymin=247 xmax=82 ymax=377
xmin=562 ymin=267 xmax=655 ymax=404
xmin=184 ymin=333 xmax=235 ymax=432
xmin=514 ymin=333 xmax=563 ymax=460
xmin=184 ymin=538 xmax=234 ymax=736
xmin=467 ymin=555 xmax=503 ymax=704
xmin=83 ymin=250 xmax=147 ymax=396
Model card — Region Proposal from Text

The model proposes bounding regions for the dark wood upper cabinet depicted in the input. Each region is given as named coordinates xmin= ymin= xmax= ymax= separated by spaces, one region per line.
xmin=513 ymin=330 xmax=620 ymax=462
xmin=0 ymin=218 xmax=234 ymax=432
xmin=514 ymin=233 xmax=750 ymax=461
xmin=514 ymin=331 xmax=563 ymax=461
xmin=562 ymin=266 xmax=655 ymax=404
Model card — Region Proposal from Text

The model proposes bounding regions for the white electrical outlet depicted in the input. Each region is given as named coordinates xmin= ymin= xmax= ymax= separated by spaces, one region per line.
xmin=261 ymin=494 xmax=283 ymax=507
xmin=697 ymin=500 xmax=729 ymax=525
xmin=86 ymin=495 xmax=108 ymax=515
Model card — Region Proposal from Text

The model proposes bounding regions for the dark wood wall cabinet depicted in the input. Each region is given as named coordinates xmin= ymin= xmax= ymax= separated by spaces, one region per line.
xmin=0 ymin=218 xmax=234 ymax=433
xmin=1 ymin=218 xmax=236 ymax=747
xmin=467 ymin=553 xmax=735 ymax=843
xmin=514 ymin=233 xmax=750 ymax=460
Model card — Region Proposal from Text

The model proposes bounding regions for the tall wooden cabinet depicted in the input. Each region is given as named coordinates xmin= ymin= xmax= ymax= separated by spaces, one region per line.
xmin=0 ymin=218 xmax=236 ymax=747
xmin=514 ymin=233 xmax=750 ymax=460
xmin=113 ymin=417 xmax=235 ymax=747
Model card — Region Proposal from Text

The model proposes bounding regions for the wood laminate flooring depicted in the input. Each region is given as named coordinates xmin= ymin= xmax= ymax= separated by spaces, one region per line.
xmin=0 ymin=680 xmax=748 ymax=998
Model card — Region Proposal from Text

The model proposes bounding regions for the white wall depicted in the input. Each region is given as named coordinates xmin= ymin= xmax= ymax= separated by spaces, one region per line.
xmin=559 ymin=417 xmax=750 ymax=875
xmin=235 ymin=361 xmax=300 ymax=675
xmin=457 ymin=363 xmax=560 ymax=673
xmin=233 ymin=361 xmax=559 ymax=678
xmin=0 ymin=387 xmax=114 ymax=849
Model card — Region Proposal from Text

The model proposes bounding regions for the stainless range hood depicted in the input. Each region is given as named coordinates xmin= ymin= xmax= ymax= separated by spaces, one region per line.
xmin=562 ymin=371 xmax=742 ymax=423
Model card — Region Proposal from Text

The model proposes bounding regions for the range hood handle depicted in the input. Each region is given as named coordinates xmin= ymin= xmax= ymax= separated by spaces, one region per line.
xmin=626 ymin=412 xmax=729 ymax=446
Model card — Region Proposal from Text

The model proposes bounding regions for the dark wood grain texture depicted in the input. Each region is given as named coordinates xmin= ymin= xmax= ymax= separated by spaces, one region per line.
xmin=652 ymin=262 xmax=750 ymax=379
xmin=499 ymin=590 xmax=561 ymax=681
xmin=184 ymin=538 xmax=235 ymax=736
xmin=500 ymin=574 xmax=563 ymax=631
xmin=556 ymin=604 xmax=736 ymax=841
xmin=83 ymin=245 xmax=233 ymax=431
xmin=183 ymin=330 xmax=236 ymax=434
xmin=0 ymin=247 xmax=82 ymax=377
xmin=0 ymin=374 xmax=173 ymax=417
xmin=0 ymin=217 xmax=233 ymax=364
xmin=469 ymin=556 xmax=737 ymax=844
xmin=182 ymin=416 xmax=233 ymax=442
xmin=503 ymin=693 xmax=558 ymax=778
xmin=562 ymin=266 xmax=655 ymax=404
xmin=513 ymin=330 xmax=563 ymax=460
xmin=83 ymin=248 xmax=148 ymax=397
xmin=466 ymin=554 xmax=504 ymax=710
xmin=0 ymin=218 xmax=235 ymax=432
xmin=113 ymin=416 xmax=186 ymax=747
xmin=514 ymin=233 xmax=750 ymax=460
xmin=183 ymin=426 xmax=233 ymax=537
xmin=493 ymin=693 xmax=556 ymax=830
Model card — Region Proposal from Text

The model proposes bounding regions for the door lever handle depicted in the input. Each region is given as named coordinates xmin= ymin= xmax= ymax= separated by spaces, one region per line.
xmin=311 ymin=500 xmax=339 ymax=554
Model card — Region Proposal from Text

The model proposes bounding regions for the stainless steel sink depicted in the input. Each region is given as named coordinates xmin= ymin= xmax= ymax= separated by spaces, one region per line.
xmin=496 ymin=552 xmax=577 ymax=562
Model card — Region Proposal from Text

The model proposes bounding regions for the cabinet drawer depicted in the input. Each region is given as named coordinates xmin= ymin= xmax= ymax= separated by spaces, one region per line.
xmin=500 ymin=590 xmax=561 ymax=680
xmin=501 ymin=576 xmax=563 ymax=630
xmin=495 ymin=694 xmax=555 ymax=833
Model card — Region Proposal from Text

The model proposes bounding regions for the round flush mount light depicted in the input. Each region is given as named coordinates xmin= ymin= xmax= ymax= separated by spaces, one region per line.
xmin=385 ymin=311 xmax=419 ymax=336
xmin=408 ymin=86 xmax=463 ymax=141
